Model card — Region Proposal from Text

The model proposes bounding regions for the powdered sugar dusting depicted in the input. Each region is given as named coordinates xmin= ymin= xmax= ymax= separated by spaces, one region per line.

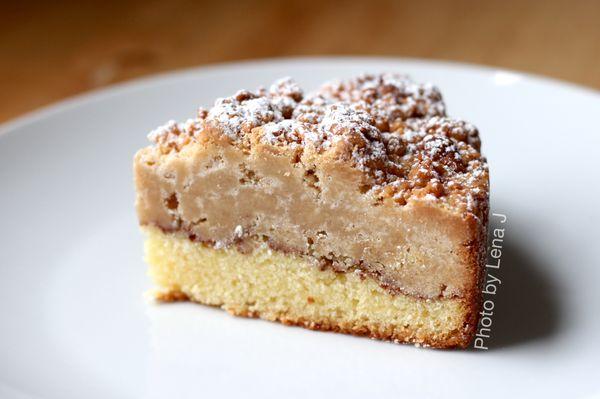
xmin=315 ymin=73 xmax=446 ymax=131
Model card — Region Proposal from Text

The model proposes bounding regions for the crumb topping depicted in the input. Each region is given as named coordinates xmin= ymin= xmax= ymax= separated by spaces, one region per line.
xmin=147 ymin=74 xmax=488 ymax=216
xmin=313 ymin=73 xmax=446 ymax=131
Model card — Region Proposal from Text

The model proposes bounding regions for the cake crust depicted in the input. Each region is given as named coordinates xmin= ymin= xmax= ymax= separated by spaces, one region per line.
xmin=158 ymin=292 xmax=478 ymax=348
xmin=159 ymin=290 xmax=477 ymax=349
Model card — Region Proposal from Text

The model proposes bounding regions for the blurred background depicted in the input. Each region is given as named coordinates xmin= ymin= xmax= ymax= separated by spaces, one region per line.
xmin=2 ymin=0 xmax=599 ymax=123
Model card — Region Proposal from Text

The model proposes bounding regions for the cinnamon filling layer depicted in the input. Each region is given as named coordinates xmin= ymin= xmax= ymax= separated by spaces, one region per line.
xmin=152 ymin=222 xmax=475 ymax=301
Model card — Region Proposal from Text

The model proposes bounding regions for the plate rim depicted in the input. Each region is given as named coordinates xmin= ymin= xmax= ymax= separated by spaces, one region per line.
xmin=1 ymin=55 xmax=599 ymax=138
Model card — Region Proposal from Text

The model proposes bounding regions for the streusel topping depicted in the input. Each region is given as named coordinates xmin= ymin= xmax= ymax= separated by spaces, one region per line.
xmin=148 ymin=74 xmax=488 ymax=215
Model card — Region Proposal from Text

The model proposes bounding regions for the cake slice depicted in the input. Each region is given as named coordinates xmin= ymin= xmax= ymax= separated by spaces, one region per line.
xmin=134 ymin=74 xmax=489 ymax=348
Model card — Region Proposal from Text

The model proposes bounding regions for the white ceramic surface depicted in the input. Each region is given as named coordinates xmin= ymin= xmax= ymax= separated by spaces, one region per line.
xmin=1 ymin=58 xmax=599 ymax=399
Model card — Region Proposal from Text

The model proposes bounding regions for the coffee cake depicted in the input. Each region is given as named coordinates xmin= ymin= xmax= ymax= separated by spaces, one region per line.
xmin=134 ymin=73 xmax=489 ymax=348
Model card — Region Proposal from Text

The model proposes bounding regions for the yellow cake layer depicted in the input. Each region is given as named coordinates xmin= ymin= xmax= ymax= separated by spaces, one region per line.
xmin=144 ymin=226 xmax=474 ymax=347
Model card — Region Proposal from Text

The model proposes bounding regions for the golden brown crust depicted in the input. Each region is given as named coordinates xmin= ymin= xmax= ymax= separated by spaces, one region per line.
xmin=155 ymin=290 xmax=190 ymax=302
xmin=156 ymin=288 xmax=474 ymax=348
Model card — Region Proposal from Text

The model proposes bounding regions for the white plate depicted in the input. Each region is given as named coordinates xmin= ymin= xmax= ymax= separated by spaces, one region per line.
xmin=1 ymin=57 xmax=599 ymax=399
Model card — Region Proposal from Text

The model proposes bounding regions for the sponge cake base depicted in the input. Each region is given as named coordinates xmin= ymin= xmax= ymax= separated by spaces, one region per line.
xmin=144 ymin=226 xmax=476 ymax=348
